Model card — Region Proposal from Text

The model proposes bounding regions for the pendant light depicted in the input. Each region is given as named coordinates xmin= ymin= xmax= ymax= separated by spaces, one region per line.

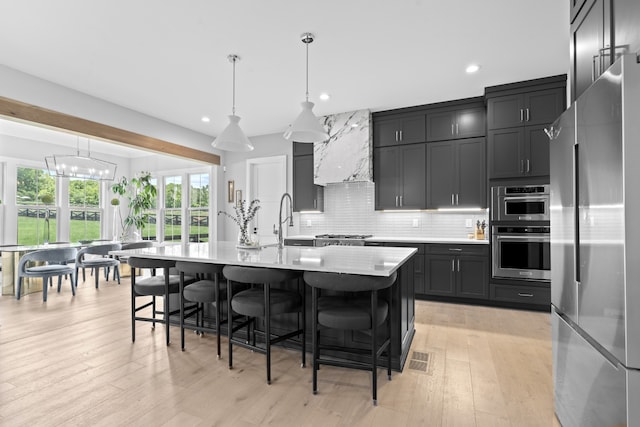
xmin=283 ymin=33 xmax=329 ymax=143
xmin=45 ymin=136 xmax=117 ymax=181
xmin=212 ymin=54 xmax=254 ymax=152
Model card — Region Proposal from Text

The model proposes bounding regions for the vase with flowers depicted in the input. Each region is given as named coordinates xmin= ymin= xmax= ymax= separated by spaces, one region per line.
xmin=218 ymin=199 xmax=261 ymax=246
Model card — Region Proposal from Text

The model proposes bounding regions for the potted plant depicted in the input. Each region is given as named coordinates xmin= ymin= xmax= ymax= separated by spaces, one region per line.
xmin=111 ymin=171 xmax=156 ymax=241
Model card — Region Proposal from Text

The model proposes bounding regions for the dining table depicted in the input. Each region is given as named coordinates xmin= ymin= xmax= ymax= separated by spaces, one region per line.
xmin=111 ymin=241 xmax=418 ymax=370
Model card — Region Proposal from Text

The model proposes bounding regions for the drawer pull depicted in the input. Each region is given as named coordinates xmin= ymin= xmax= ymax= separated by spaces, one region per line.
xmin=518 ymin=292 xmax=534 ymax=298
xmin=448 ymin=248 xmax=462 ymax=252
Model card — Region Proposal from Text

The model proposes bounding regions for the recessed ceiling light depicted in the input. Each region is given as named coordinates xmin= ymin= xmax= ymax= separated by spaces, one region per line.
xmin=201 ymin=116 xmax=211 ymax=123
xmin=466 ymin=64 xmax=480 ymax=74
xmin=319 ymin=93 xmax=330 ymax=101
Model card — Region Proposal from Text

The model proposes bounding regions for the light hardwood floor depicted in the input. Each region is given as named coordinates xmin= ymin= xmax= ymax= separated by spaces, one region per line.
xmin=0 ymin=275 xmax=561 ymax=426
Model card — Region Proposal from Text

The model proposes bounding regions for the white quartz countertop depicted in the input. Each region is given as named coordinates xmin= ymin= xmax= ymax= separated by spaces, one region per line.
xmin=111 ymin=241 xmax=417 ymax=277
xmin=284 ymin=235 xmax=489 ymax=245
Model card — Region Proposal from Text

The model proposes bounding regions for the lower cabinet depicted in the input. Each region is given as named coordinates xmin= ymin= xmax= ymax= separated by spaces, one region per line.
xmin=490 ymin=282 xmax=550 ymax=306
xmin=424 ymin=244 xmax=489 ymax=299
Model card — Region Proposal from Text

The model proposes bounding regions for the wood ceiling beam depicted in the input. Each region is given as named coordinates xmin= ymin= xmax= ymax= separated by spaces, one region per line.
xmin=0 ymin=96 xmax=220 ymax=165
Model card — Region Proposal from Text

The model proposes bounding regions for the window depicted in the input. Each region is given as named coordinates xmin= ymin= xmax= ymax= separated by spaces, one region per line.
xmin=164 ymin=175 xmax=182 ymax=241
xmin=16 ymin=166 xmax=57 ymax=245
xmin=188 ymin=173 xmax=209 ymax=242
xmin=140 ymin=177 xmax=158 ymax=241
xmin=69 ymin=177 xmax=101 ymax=242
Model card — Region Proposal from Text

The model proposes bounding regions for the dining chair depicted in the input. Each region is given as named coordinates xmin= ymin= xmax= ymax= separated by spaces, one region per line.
xmin=75 ymin=243 xmax=122 ymax=288
xmin=224 ymin=265 xmax=305 ymax=385
xmin=303 ymin=271 xmax=397 ymax=405
xmin=16 ymin=247 xmax=78 ymax=302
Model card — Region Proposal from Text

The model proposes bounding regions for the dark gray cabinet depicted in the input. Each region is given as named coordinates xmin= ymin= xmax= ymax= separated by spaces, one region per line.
xmin=374 ymin=144 xmax=426 ymax=210
xmin=373 ymin=114 xmax=426 ymax=147
xmin=485 ymin=76 xmax=565 ymax=180
xmin=427 ymin=137 xmax=486 ymax=208
xmin=571 ymin=0 xmax=640 ymax=102
xmin=487 ymin=89 xmax=565 ymax=131
xmin=424 ymin=244 xmax=489 ymax=300
xmin=488 ymin=125 xmax=550 ymax=179
xmin=292 ymin=142 xmax=323 ymax=212
xmin=426 ymin=107 xmax=485 ymax=142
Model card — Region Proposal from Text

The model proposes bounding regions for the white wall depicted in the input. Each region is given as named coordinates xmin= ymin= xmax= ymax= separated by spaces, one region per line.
xmin=0 ymin=64 xmax=216 ymax=154
xmin=216 ymin=132 xmax=293 ymax=241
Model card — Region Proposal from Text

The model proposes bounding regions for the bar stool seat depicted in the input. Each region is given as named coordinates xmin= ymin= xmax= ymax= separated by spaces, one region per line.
xmin=303 ymin=271 xmax=397 ymax=406
xmin=224 ymin=265 xmax=305 ymax=385
xmin=175 ymin=261 xmax=227 ymax=358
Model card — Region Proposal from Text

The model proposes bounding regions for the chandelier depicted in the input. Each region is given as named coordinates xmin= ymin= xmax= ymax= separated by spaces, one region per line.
xmin=45 ymin=137 xmax=117 ymax=181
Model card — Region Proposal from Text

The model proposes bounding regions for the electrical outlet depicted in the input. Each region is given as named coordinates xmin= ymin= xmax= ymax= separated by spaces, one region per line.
xmin=465 ymin=218 xmax=473 ymax=228
xmin=412 ymin=219 xmax=419 ymax=228
xmin=306 ymin=220 xmax=312 ymax=227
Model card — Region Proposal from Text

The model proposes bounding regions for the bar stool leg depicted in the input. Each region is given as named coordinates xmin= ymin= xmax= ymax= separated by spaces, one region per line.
xmin=227 ymin=278 xmax=234 ymax=370
xmin=312 ymin=286 xmax=319 ymax=394
xmin=371 ymin=290 xmax=378 ymax=406
xmin=265 ymin=283 xmax=272 ymax=385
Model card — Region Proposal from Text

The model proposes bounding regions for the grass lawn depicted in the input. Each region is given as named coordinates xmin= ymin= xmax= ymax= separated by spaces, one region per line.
xmin=18 ymin=216 xmax=100 ymax=246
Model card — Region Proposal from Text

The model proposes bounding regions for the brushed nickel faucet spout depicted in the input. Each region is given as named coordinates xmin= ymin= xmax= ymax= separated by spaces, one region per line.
xmin=277 ymin=192 xmax=293 ymax=249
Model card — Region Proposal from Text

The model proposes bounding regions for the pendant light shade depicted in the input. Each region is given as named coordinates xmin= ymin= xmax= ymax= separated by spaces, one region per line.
xmin=283 ymin=33 xmax=329 ymax=143
xmin=212 ymin=55 xmax=254 ymax=152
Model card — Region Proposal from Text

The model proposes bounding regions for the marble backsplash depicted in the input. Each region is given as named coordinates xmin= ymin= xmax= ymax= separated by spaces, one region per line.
xmin=297 ymin=181 xmax=489 ymax=239
xmin=314 ymin=109 xmax=372 ymax=185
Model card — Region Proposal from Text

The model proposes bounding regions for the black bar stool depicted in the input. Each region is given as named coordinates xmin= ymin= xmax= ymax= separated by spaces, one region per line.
xmin=175 ymin=261 xmax=226 ymax=358
xmin=303 ymin=271 xmax=397 ymax=405
xmin=128 ymin=257 xmax=194 ymax=346
xmin=223 ymin=265 xmax=305 ymax=385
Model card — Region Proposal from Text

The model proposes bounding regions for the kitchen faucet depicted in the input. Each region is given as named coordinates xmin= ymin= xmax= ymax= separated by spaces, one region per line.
xmin=275 ymin=192 xmax=293 ymax=248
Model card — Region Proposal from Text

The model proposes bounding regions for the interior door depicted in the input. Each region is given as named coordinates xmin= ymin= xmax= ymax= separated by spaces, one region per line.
xmin=246 ymin=155 xmax=287 ymax=245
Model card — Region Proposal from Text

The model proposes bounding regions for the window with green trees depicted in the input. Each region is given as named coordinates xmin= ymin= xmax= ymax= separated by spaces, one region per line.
xmin=69 ymin=177 xmax=101 ymax=242
xmin=16 ymin=166 xmax=57 ymax=245
xmin=189 ymin=173 xmax=209 ymax=242
xmin=164 ymin=175 xmax=182 ymax=241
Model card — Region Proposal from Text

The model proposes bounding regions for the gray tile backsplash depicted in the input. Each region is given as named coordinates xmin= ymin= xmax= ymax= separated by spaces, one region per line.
xmin=297 ymin=182 xmax=489 ymax=239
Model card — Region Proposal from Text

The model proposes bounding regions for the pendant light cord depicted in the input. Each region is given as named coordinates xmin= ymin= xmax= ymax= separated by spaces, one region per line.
xmin=232 ymin=56 xmax=237 ymax=115
xmin=305 ymin=39 xmax=309 ymax=102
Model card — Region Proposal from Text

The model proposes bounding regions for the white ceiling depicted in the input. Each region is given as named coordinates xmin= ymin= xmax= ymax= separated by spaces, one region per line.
xmin=0 ymin=0 xmax=570 ymax=144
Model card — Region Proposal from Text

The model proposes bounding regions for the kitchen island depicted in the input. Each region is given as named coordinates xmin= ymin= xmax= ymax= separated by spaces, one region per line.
xmin=112 ymin=241 xmax=418 ymax=370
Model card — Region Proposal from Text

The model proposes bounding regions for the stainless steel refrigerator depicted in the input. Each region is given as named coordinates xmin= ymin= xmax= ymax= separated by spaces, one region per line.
xmin=549 ymin=53 xmax=640 ymax=426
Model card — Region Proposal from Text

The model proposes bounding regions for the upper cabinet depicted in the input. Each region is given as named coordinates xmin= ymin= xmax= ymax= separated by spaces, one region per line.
xmin=292 ymin=142 xmax=324 ymax=212
xmin=374 ymin=143 xmax=426 ymax=210
xmin=485 ymin=75 xmax=566 ymax=180
xmin=571 ymin=0 xmax=640 ymax=102
xmin=426 ymin=106 xmax=485 ymax=142
xmin=427 ymin=137 xmax=486 ymax=209
xmin=373 ymin=114 xmax=426 ymax=147
xmin=487 ymin=89 xmax=565 ymax=130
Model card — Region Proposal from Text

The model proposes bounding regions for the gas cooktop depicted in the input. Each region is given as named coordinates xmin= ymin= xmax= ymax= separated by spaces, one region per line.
xmin=314 ymin=234 xmax=373 ymax=239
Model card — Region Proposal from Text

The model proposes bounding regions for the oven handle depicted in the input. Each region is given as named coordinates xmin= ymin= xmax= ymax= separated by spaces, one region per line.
xmin=502 ymin=195 xmax=548 ymax=200
xmin=494 ymin=234 xmax=550 ymax=242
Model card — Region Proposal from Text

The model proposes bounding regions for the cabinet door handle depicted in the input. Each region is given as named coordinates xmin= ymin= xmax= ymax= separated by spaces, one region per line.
xmin=395 ymin=131 xmax=399 ymax=141
xmin=399 ymin=130 xmax=403 ymax=141
xmin=395 ymin=196 xmax=399 ymax=207
xmin=457 ymin=259 xmax=460 ymax=272
xmin=520 ymin=109 xmax=524 ymax=122
xmin=451 ymin=194 xmax=455 ymax=205
xmin=451 ymin=123 xmax=455 ymax=135
xmin=518 ymin=293 xmax=534 ymax=298
xmin=455 ymin=193 xmax=459 ymax=205
xmin=448 ymin=248 xmax=462 ymax=252
xmin=520 ymin=159 xmax=524 ymax=174
xmin=456 ymin=123 xmax=459 ymax=135
xmin=526 ymin=108 xmax=530 ymax=122
xmin=399 ymin=195 xmax=403 ymax=207
xmin=451 ymin=259 xmax=455 ymax=272
xmin=592 ymin=55 xmax=598 ymax=83
xmin=526 ymin=159 xmax=530 ymax=173
xmin=313 ymin=199 xmax=317 ymax=209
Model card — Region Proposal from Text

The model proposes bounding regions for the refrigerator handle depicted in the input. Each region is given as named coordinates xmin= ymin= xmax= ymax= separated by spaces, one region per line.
xmin=574 ymin=143 xmax=581 ymax=284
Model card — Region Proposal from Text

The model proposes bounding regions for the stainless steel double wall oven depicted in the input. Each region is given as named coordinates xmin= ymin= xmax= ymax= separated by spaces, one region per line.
xmin=490 ymin=185 xmax=551 ymax=282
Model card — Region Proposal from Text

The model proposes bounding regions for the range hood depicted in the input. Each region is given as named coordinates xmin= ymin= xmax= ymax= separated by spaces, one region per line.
xmin=313 ymin=109 xmax=372 ymax=185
